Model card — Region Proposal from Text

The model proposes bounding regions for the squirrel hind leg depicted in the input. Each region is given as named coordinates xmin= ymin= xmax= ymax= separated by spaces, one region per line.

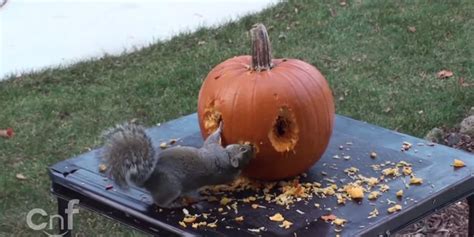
xmin=151 ymin=187 xmax=182 ymax=209
xmin=182 ymin=190 xmax=203 ymax=205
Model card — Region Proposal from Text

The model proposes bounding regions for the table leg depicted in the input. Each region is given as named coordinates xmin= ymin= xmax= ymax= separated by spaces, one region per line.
xmin=57 ymin=198 xmax=72 ymax=237
xmin=468 ymin=195 xmax=474 ymax=237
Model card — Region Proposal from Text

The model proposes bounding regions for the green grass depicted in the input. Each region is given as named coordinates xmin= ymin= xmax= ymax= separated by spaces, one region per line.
xmin=1 ymin=0 xmax=473 ymax=235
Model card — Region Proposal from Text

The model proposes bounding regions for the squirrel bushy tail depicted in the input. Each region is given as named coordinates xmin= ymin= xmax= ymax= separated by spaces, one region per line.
xmin=101 ymin=123 xmax=156 ymax=188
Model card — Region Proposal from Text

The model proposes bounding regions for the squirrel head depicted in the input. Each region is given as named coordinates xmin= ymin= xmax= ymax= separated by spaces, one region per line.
xmin=225 ymin=144 xmax=254 ymax=168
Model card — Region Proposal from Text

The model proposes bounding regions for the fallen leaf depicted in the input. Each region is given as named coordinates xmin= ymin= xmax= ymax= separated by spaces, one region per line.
xmin=98 ymin=164 xmax=107 ymax=172
xmin=235 ymin=216 xmax=244 ymax=222
xmin=16 ymin=173 xmax=27 ymax=180
xmin=437 ymin=70 xmax=454 ymax=79
xmin=407 ymin=26 xmax=416 ymax=32
xmin=458 ymin=77 xmax=472 ymax=87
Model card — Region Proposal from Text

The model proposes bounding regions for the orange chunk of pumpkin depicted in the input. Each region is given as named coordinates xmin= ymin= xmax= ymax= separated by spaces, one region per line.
xmin=368 ymin=191 xmax=381 ymax=200
xmin=402 ymin=166 xmax=412 ymax=176
xmin=453 ymin=159 xmax=465 ymax=168
xmin=410 ymin=177 xmax=423 ymax=185
xmin=387 ymin=204 xmax=402 ymax=213
xmin=183 ymin=216 xmax=197 ymax=223
xmin=279 ymin=220 xmax=293 ymax=229
xmin=269 ymin=213 xmax=285 ymax=222
xmin=333 ymin=218 xmax=347 ymax=226
xmin=396 ymin=190 xmax=404 ymax=198
xmin=345 ymin=184 xmax=364 ymax=199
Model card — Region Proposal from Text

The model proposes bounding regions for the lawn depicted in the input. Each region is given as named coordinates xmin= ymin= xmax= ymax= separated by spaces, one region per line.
xmin=0 ymin=0 xmax=473 ymax=235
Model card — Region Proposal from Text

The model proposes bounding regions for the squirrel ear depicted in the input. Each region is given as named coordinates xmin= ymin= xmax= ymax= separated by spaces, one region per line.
xmin=230 ymin=155 xmax=240 ymax=168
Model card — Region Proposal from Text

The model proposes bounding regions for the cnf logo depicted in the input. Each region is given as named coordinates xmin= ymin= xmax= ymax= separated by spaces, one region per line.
xmin=26 ymin=199 xmax=79 ymax=236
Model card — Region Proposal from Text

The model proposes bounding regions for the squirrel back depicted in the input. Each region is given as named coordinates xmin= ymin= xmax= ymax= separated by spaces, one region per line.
xmin=101 ymin=123 xmax=156 ymax=188
xmin=100 ymin=121 xmax=254 ymax=208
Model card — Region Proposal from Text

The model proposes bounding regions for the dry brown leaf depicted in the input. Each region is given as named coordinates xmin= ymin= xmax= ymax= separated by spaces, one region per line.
xmin=437 ymin=70 xmax=454 ymax=79
xmin=98 ymin=164 xmax=107 ymax=172
xmin=458 ymin=77 xmax=472 ymax=87
xmin=235 ymin=216 xmax=244 ymax=222
xmin=16 ymin=173 xmax=27 ymax=180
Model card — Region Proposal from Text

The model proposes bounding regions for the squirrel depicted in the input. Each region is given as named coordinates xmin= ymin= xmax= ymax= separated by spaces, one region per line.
xmin=100 ymin=121 xmax=254 ymax=208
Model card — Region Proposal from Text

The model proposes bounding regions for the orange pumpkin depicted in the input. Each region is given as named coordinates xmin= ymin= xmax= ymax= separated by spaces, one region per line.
xmin=197 ymin=23 xmax=335 ymax=180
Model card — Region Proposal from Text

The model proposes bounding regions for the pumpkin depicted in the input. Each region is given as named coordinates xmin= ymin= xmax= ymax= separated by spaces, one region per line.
xmin=197 ymin=23 xmax=334 ymax=180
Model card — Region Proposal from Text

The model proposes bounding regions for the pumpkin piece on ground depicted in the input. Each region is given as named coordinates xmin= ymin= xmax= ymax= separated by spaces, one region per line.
xmin=453 ymin=159 xmax=465 ymax=168
xmin=388 ymin=204 xmax=402 ymax=213
xmin=269 ymin=213 xmax=285 ymax=222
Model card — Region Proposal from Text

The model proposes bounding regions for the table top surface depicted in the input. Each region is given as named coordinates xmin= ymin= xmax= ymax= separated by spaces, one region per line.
xmin=49 ymin=113 xmax=474 ymax=237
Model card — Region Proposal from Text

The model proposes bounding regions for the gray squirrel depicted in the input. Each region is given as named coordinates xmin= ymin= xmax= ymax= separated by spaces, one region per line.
xmin=100 ymin=122 xmax=254 ymax=208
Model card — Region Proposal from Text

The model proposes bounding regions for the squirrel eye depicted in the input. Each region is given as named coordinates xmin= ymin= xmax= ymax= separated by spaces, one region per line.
xmin=239 ymin=147 xmax=247 ymax=152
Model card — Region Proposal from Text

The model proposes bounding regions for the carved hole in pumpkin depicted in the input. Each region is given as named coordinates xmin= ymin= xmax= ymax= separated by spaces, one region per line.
xmin=268 ymin=106 xmax=299 ymax=153
xmin=203 ymin=100 xmax=222 ymax=135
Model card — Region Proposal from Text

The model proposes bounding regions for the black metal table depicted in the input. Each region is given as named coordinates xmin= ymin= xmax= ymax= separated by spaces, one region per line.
xmin=48 ymin=114 xmax=474 ymax=236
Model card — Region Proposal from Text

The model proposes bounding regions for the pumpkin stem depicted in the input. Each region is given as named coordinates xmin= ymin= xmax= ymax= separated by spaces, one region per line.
xmin=250 ymin=23 xmax=273 ymax=71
